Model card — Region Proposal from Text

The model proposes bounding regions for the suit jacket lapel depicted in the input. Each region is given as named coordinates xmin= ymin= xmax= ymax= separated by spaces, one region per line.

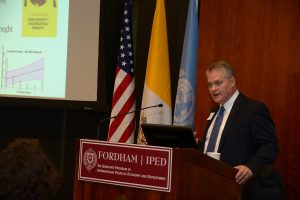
xmin=218 ymin=93 xmax=245 ymax=152
xmin=200 ymin=107 xmax=219 ymax=151
xmin=204 ymin=107 xmax=219 ymax=133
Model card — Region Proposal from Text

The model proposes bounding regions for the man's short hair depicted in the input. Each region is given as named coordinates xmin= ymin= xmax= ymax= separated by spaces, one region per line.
xmin=207 ymin=60 xmax=236 ymax=78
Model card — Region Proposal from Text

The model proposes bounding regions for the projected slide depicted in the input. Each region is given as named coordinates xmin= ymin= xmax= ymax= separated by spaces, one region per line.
xmin=0 ymin=0 xmax=69 ymax=98
xmin=1 ymin=48 xmax=44 ymax=93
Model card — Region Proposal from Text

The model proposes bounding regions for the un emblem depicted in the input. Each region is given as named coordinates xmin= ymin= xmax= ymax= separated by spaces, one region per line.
xmin=174 ymin=69 xmax=195 ymax=126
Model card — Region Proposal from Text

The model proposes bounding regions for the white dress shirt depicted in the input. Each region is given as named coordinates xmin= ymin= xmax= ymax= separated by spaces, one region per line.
xmin=204 ymin=90 xmax=239 ymax=153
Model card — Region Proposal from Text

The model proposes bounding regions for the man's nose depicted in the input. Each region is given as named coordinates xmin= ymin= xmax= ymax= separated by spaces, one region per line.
xmin=211 ymin=84 xmax=217 ymax=91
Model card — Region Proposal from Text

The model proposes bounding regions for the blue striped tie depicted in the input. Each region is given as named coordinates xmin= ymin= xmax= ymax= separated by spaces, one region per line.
xmin=207 ymin=106 xmax=225 ymax=152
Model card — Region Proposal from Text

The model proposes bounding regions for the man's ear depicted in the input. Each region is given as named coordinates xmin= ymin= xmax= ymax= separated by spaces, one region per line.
xmin=230 ymin=76 xmax=236 ymax=84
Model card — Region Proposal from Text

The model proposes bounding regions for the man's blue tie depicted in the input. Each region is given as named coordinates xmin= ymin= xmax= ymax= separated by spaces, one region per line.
xmin=206 ymin=106 xmax=225 ymax=152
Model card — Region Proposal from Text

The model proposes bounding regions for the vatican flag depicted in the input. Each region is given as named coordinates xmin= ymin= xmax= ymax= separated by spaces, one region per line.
xmin=137 ymin=0 xmax=172 ymax=144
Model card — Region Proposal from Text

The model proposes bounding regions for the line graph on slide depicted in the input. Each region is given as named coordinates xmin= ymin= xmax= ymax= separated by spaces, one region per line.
xmin=1 ymin=46 xmax=44 ymax=94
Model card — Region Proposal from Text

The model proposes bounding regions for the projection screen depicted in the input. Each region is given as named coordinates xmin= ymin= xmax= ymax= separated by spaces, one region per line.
xmin=0 ymin=0 xmax=102 ymax=110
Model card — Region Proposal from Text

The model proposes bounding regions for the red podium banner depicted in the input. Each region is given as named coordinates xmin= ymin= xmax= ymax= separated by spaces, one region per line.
xmin=78 ymin=139 xmax=173 ymax=192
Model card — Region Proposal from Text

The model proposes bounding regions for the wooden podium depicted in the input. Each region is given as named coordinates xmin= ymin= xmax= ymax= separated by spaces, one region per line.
xmin=73 ymin=144 xmax=241 ymax=200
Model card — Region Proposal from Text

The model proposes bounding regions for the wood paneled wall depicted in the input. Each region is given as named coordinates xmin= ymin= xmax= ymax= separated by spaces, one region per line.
xmin=195 ymin=0 xmax=300 ymax=199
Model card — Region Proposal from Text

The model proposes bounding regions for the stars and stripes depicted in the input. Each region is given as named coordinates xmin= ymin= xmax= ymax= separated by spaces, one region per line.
xmin=107 ymin=0 xmax=135 ymax=143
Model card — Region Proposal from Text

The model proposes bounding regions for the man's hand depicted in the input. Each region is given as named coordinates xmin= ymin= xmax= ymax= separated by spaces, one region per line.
xmin=193 ymin=131 xmax=199 ymax=143
xmin=234 ymin=165 xmax=253 ymax=184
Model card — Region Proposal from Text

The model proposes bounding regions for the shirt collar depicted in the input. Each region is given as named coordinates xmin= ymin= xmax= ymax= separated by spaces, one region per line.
xmin=221 ymin=90 xmax=239 ymax=112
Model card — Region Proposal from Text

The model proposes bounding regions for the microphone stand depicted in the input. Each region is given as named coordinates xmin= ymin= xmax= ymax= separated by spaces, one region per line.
xmin=96 ymin=103 xmax=163 ymax=140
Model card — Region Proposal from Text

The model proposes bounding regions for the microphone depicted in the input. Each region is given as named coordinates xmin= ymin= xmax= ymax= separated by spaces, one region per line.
xmin=96 ymin=103 xmax=163 ymax=140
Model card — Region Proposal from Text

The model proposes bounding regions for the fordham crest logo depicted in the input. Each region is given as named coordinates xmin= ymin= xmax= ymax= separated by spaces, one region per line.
xmin=83 ymin=148 xmax=97 ymax=171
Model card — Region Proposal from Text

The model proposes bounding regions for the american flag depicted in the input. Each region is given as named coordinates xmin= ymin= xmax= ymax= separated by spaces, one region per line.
xmin=107 ymin=0 xmax=135 ymax=143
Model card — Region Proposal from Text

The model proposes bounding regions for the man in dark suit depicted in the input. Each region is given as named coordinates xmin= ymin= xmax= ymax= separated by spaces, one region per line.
xmin=199 ymin=61 xmax=279 ymax=184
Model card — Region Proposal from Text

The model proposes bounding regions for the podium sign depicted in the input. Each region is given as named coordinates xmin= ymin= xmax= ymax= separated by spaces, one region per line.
xmin=78 ymin=139 xmax=173 ymax=192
